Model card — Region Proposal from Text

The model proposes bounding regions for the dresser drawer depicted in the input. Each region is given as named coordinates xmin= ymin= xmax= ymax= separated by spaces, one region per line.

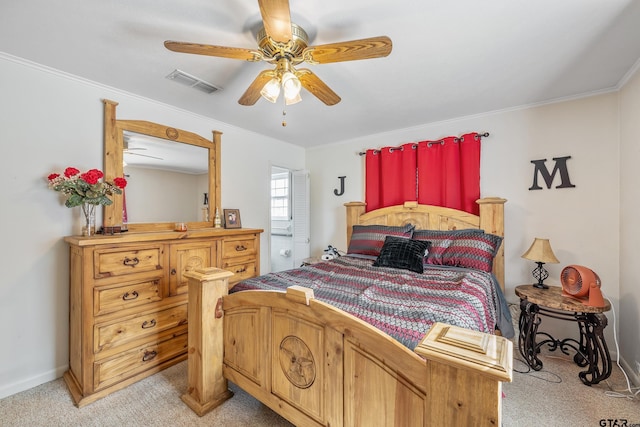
xmin=94 ymin=304 xmax=187 ymax=353
xmin=93 ymin=329 xmax=187 ymax=391
xmin=93 ymin=245 xmax=164 ymax=279
xmin=221 ymin=258 xmax=257 ymax=284
xmin=221 ymin=237 xmax=257 ymax=259
xmin=94 ymin=278 xmax=163 ymax=317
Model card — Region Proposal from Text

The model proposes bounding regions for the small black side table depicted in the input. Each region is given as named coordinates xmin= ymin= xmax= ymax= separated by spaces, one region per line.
xmin=515 ymin=284 xmax=612 ymax=386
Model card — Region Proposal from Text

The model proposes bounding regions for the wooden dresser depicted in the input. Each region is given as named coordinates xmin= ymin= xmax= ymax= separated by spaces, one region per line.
xmin=62 ymin=227 xmax=262 ymax=407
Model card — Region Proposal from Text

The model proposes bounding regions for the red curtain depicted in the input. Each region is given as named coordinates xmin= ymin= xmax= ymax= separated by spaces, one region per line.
xmin=366 ymin=132 xmax=481 ymax=215
xmin=458 ymin=132 xmax=481 ymax=215
xmin=365 ymin=143 xmax=417 ymax=212
xmin=365 ymin=149 xmax=381 ymax=211
xmin=417 ymin=136 xmax=460 ymax=209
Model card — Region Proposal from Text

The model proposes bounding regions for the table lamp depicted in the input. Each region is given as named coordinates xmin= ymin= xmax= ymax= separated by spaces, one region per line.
xmin=521 ymin=238 xmax=559 ymax=289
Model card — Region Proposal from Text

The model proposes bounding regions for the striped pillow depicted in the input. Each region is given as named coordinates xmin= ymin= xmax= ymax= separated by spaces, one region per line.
xmin=412 ymin=229 xmax=484 ymax=264
xmin=413 ymin=228 xmax=502 ymax=272
xmin=347 ymin=224 xmax=415 ymax=257
xmin=440 ymin=232 xmax=502 ymax=272
xmin=413 ymin=229 xmax=501 ymax=272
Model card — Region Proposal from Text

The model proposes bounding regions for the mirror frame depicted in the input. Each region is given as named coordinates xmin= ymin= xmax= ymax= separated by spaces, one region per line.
xmin=103 ymin=99 xmax=221 ymax=232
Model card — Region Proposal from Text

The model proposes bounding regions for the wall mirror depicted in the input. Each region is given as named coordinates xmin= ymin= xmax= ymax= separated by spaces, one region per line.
xmin=103 ymin=99 xmax=221 ymax=232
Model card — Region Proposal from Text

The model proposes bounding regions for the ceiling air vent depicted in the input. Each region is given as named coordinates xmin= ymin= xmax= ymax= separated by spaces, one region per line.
xmin=166 ymin=69 xmax=221 ymax=94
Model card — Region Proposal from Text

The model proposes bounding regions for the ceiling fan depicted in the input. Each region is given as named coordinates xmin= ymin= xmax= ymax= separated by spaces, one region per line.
xmin=123 ymin=148 xmax=163 ymax=161
xmin=164 ymin=0 xmax=392 ymax=106
xmin=123 ymin=136 xmax=164 ymax=161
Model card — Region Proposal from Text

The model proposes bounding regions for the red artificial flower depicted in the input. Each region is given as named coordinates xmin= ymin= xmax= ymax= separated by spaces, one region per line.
xmin=80 ymin=169 xmax=104 ymax=185
xmin=64 ymin=167 xmax=80 ymax=178
xmin=48 ymin=166 xmax=124 ymax=209
xmin=113 ymin=177 xmax=128 ymax=189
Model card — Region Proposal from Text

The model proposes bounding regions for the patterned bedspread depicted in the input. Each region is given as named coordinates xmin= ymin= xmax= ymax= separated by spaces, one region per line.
xmin=231 ymin=255 xmax=508 ymax=350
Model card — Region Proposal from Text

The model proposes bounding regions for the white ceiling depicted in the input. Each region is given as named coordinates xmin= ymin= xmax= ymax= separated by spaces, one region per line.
xmin=123 ymin=130 xmax=209 ymax=173
xmin=2 ymin=0 xmax=640 ymax=148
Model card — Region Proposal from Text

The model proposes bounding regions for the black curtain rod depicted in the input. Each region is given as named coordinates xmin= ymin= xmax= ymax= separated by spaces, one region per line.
xmin=358 ymin=132 xmax=490 ymax=156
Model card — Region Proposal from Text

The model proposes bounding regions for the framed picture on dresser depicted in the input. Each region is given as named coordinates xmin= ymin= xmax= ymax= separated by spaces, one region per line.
xmin=223 ymin=209 xmax=241 ymax=228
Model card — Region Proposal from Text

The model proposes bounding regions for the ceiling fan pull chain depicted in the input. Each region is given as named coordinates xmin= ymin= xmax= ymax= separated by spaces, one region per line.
xmin=282 ymin=96 xmax=287 ymax=127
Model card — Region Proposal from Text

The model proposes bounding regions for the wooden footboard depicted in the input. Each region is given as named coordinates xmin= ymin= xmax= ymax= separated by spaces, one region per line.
xmin=183 ymin=268 xmax=513 ymax=426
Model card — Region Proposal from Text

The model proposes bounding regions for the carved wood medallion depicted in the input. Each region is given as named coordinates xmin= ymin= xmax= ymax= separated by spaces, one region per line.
xmin=165 ymin=127 xmax=179 ymax=140
xmin=279 ymin=336 xmax=316 ymax=388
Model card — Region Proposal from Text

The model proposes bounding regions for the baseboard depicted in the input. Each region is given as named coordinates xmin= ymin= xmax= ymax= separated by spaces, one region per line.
xmin=619 ymin=357 xmax=640 ymax=389
xmin=0 ymin=364 xmax=68 ymax=400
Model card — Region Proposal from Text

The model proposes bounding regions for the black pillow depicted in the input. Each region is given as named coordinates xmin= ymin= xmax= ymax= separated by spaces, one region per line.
xmin=373 ymin=236 xmax=432 ymax=274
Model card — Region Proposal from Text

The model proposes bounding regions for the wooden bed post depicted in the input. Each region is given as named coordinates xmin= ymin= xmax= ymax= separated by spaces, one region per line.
xmin=416 ymin=322 xmax=512 ymax=426
xmin=477 ymin=197 xmax=507 ymax=289
xmin=182 ymin=267 xmax=234 ymax=416
xmin=344 ymin=202 xmax=366 ymax=246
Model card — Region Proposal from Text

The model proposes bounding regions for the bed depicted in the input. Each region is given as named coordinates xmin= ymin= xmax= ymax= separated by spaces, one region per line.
xmin=181 ymin=198 xmax=513 ymax=426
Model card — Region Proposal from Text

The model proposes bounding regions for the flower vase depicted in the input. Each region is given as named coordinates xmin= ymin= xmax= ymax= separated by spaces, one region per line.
xmin=81 ymin=203 xmax=97 ymax=237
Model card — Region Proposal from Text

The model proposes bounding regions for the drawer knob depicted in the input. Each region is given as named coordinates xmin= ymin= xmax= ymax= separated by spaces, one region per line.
xmin=235 ymin=266 xmax=247 ymax=273
xmin=123 ymin=257 xmax=140 ymax=267
xmin=141 ymin=319 xmax=157 ymax=329
xmin=235 ymin=245 xmax=247 ymax=251
xmin=122 ymin=291 xmax=139 ymax=301
xmin=142 ymin=350 xmax=158 ymax=362
xmin=170 ymin=268 xmax=177 ymax=275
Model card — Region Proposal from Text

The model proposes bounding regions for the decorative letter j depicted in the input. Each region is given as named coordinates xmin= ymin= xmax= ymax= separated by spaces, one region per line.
xmin=334 ymin=176 xmax=346 ymax=196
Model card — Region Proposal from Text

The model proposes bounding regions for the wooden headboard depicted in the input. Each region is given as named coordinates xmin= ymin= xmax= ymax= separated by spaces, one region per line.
xmin=345 ymin=198 xmax=507 ymax=290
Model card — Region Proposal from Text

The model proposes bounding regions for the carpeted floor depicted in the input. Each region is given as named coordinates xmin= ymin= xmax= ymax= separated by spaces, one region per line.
xmin=502 ymin=351 xmax=639 ymax=426
xmin=0 ymin=354 xmax=637 ymax=427
xmin=501 ymin=304 xmax=640 ymax=427
xmin=0 ymin=362 xmax=293 ymax=427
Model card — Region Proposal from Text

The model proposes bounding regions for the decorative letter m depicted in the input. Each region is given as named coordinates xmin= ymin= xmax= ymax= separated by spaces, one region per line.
xmin=529 ymin=156 xmax=576 ymax=190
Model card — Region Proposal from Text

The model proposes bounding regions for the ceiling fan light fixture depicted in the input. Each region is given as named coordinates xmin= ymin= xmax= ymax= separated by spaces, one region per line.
xmin=285 ymin=92 xmax=302 ymax=105
xmin=281 ymin=71 xmax=301 ymax=99
xmin=260 ymin=78 xmax=281 ymax=103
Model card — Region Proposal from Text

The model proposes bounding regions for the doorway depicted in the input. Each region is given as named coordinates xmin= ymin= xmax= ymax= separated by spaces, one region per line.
xmin=270 ymin=166 xmax=309 ymax=272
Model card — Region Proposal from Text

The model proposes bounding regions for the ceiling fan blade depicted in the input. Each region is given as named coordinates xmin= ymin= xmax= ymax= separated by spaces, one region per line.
xmin=238 ymin=70 xmax=276 ymax=106
xmin=125 ymin=152 xmax=164 ymax=161
xmin=302 ymin=36 xmax=392 ymax=64
xmin=164 ymin=41 xmax=263 ymax=62
xmin=258 ymin=0 xmax=292 ymax=43
xmin=297 ymin=69 xmax=341 ymax=106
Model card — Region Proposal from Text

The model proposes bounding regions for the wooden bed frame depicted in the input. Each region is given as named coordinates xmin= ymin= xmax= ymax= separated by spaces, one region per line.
xmin=181 ymin=198 xmax=512 ymax=426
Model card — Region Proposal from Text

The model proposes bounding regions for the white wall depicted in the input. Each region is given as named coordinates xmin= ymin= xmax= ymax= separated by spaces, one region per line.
xmin=306 ymin=92 xmax=622 ymax=351
xmin=0 ymin=54 xmax=305 ymax=399
xmin=124 ymin=166 xmax=206 ymax=223
xmin=619 ymin=65 xmax=640 ymax=381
